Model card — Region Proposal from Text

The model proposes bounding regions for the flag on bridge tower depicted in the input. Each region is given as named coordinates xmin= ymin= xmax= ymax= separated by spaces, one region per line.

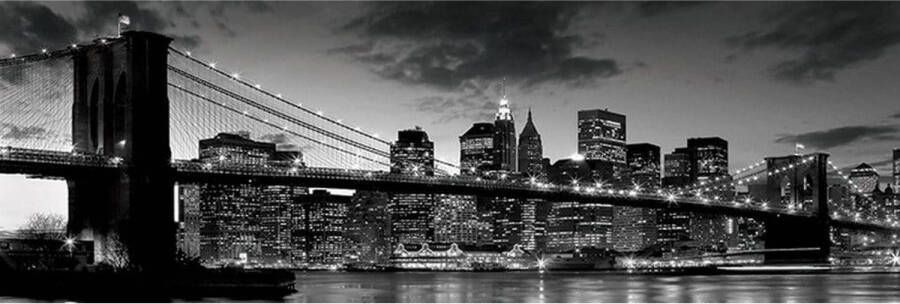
xmin=795 ymin=143 xmax=806 ymax=155
xmin=117 ymin=13 xmax=131 ymax=36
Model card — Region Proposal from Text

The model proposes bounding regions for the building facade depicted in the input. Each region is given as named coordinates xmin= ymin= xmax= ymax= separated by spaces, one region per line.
xmin=299 ymin=190 xmax=349 ymax=267
xmin=612 ymin=143 xmax=661 ymax=252
xmin=493 ymin=95 xmax=517 ymax=172
xmin=390 ymin=127 xmax=435 ymax=176
xmin=850 ymin=163 xmax=880 ymax=196
xmin=191 ymin=132 xmax=307 ymax=266
xmin=517 ymin=109 xmax=544 ymax=178
xmin=894 ymin=148 xmax=899 ymax=191
xmin=577 ymin=109 xmax=627 ymax=181
xmin=460 ymin=123 xmax=496 ymax=176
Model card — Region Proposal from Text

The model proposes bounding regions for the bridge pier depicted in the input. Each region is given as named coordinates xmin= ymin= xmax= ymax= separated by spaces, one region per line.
xmin=68 ymin=31 xmax=175 ymax=270
xmin=762 ymin=153 xmax=830 ymax=264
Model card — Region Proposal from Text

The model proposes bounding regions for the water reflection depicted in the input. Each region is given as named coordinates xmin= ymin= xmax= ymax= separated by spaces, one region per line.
xmin=286 ymin=272 xmax=900 ymax=303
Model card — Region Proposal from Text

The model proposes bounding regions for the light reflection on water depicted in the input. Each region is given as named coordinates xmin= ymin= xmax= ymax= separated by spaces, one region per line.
xmin=285 ymin=272 xmax=900 ymax=303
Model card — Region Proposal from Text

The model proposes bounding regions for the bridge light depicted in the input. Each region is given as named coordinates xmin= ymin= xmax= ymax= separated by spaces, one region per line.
xmin=41 ymin=48 xmax=47 ymax=54
xmin=628 ymin=190 xmax=637 ymax=197
xmin=276 ymin=94 xmax=282 ymax=98
xmin=666 ymin=194 xmax=676 ymax=202
xmin=9 ymin=54 xmax=14 ymax=58
xmin=231 ymin=73 xmax=240 ymax=79
xmin=185 ymin=51 xmax=191 ymax=56
xmin=209 ymin=62 xmax=216 ymax=68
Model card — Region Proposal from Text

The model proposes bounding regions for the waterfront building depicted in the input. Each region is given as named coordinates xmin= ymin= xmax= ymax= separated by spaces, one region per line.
xmin=493 ymin=94 xmax=516 ymax=172
xmin=177 ymin=184 xmax=201 ymax=258
xmin=432 ymin=194 xmax=482 ymax=246
xmin=517 ymin=109 xmax=544 ymax=178
xmin=460 ymin=123 xmax=496 ymax=176
xmin=299 ymin=189 xmax=349 ymax=268
xmin=191 ymin=132 xmax=307 ymax=266
xmin=345 ymin=191 xmax=391 ymax=266
xmin=612 ymin=144 xmax=661 ymax=252
xmin=390 ymin=127 xmax=437 ymax=246
xmin=658 ymin=147 xmax=693 ymax=243
xmin=687 ymin=137 xmax=735 ymax=251
xmin=388 ymin=243 xmax=532 ymax=271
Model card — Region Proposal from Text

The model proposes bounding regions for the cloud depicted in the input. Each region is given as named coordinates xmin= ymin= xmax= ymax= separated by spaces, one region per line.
xmin=891 ymin=112 xmax=900 ymax=119
xmin=337 ymin=2 xmax=624 ymax=91
xmin=728 ymin=3 xmax=900 ymax=84
xmin=633 ymin=2 xmax=706 ymax=17
xmin=0 ymin=2 xmax=78 ymax=52
xmin=774 ymin=124 xmax=900 ymax=150
xmin=0 ymin=123 xmax=47 ymax=140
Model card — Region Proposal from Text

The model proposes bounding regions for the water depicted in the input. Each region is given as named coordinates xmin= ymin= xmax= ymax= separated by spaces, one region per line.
xmin=3 ymin=272 xmax=900 ymax=302
xmin=281 ymin=272 xmax=900 ymax=303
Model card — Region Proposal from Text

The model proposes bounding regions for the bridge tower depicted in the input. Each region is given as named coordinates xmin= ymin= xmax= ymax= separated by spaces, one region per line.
xmin=67 ymin=31 xmax=175 ymax=269
xmin=763 ymin=153 xmax=830 ymax=264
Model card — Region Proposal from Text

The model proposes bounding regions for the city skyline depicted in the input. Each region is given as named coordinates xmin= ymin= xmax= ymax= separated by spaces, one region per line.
xmin=1 ymin=1 xmax=900 ymax=229
xmin=1 ymin=2 xmax=900 ymax=301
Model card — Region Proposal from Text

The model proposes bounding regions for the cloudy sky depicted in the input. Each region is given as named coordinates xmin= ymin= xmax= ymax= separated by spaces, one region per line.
xmin=1 ymin=1 xmax=899 ymax=228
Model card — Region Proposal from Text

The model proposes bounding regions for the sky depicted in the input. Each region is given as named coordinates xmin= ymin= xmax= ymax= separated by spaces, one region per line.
xmin=0 ymin=1 xmax=899 ymax=229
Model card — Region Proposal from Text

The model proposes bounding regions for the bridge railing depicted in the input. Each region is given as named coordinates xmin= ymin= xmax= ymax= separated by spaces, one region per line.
xmin=0 ymin=146 xmax=118 ymax=168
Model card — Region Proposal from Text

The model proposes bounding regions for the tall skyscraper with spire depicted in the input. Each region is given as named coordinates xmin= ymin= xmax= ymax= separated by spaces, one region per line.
xmin=493 ymin=90 xmax=517 ymax=172
xmin=518 ymin=109 xmax=544 ymax=178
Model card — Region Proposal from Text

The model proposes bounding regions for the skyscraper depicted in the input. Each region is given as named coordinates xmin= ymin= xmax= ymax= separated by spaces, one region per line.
xmin=345 ymin=191 xmax=391 ymax=266
xmin=299 ymin=189 xmax=349 ymax=267
xmin=460 ymin=123 xmax=496 ymax=176
xmin=687 ymin=137 xmax=729 ymax=181
xmin=390 ymin=127 xmax=435 ymax=176
xmin=518 ymin=109 xmax=544 ymax=178
xmin=686 ymin=137 xmax=734 ymax=251
xmin=192 ymin=132 xmax=307 ymax=265
xmin=577 ymin=109 xmax=627 ymax=181
xmin=612 ymin=143 xmax=660 ymax=252
xmin=850 ymin=163 xmax=880 ymax=195
xmin=432 ymin=194 xmax=482 ymax=245
xmin=659 ymin=147 xmax=692 ymax=243
xmin=494 ymin=94 xmax=517 ymax=172
xmin=547 ymin=157 xmax=613 ymax=250
xmin=389 ymin=127 xmax=436 ymax=245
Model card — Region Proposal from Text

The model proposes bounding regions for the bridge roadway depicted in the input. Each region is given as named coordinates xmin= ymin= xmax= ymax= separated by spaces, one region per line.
xmin=0 ymin=147 xmax=896 ymax=232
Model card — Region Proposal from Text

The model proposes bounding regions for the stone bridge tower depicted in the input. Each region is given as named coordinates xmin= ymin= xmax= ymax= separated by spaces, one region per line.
xmin=67 ymin=31 xmax=175 ymax=270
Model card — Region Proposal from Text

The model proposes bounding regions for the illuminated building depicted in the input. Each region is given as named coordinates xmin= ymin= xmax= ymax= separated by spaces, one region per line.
xmin=547 ymin=201 xmax=580 ymax=252
xmin=658 ymin=147 xmax=692 ymax=243
xmin=547 ymin=157 xmax=613 ymax=251
xmin=518 ymin=109 xmax=545 ymax=178
xmin=460 ymin=123 xmax=496 ymax=176
xmin=577 ymin=109 xmax=627 ymax=180
xmin=687 ymin=137 xmax=735 ymax=251
xmin=390 ymin=127 xmax=437 ymax=245
xmin=612 ymin=143 xmax=660 ymax=252
xmin=345 ymin=191 xmax=391 ymax=266
xmin=850 ymin=163 xmax=880 ymax=195
xmin=190 ymin=132 xmax=307 ymax=266
xmin=488 ymin=197 xmax=524 ymax=249
xmin=390 ymin=127 xmax=435 ymax=176
xmin=176 ymin=184 xmax=201 ymax=258
xmin=388 ymin=243 xmax=532 ymax=271
xmin=299 ymin=189 xmax=349 ymax=267
xmin=493 ymin=93 xmax=516 ymax=172
xmin=432 ymin=194 xmax=482 ymax=245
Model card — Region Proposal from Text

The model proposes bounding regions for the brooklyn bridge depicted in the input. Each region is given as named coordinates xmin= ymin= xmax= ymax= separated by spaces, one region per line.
xmin=0 ymin=31 xmax=896 ymax=269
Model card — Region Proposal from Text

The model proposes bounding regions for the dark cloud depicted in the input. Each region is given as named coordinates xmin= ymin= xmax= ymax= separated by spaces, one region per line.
xmin=774 ymin=124 xmax=900 ymax=150
xmin=633 ymin=2 xmax=705 ymax=17
xmin=0 ymin=2 xmax=78 ymax=52
xmin=729 ymin=3 xmax=900 ymax=84
xmin=0 ymin=123 xmax=47 ymax=140
xmin=891 ymin=112 xmax=900 ymax=119
xmin=337 ymin=2 xmax=623 ymax=91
